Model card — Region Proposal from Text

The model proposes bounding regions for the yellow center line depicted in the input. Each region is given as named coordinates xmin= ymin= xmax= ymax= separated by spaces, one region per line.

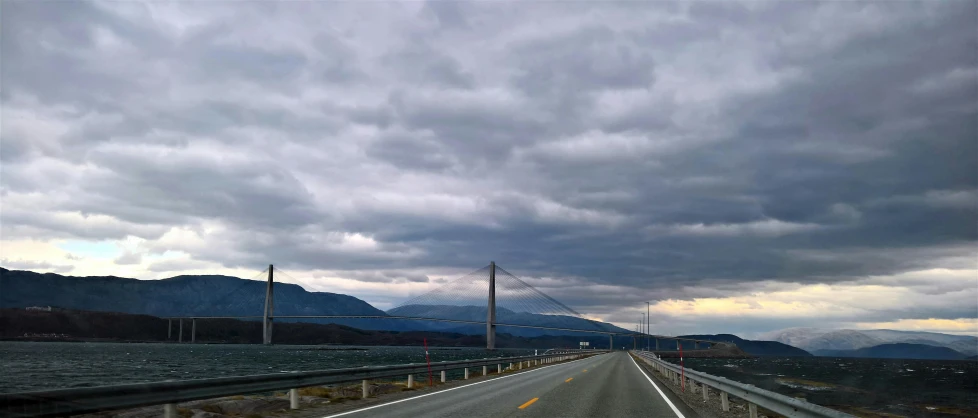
xmin=518 ymin=397 xmax=539 ymax=409
xmin=565 ymin=377 xmax=573 ymax=383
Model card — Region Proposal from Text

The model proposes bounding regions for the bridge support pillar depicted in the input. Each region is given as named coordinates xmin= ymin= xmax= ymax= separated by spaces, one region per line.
xmin=178 ymin=319 xmax=183 ymax=343
xmin=167 ymin=319 xmax=172 ymax=341
xmin=191 ymin=319 xmax=196 ymax=344
xmin=263 ymin=265 xmax=274 ymax=345
xmin=486 ymin=261 xmax=496 ymax=350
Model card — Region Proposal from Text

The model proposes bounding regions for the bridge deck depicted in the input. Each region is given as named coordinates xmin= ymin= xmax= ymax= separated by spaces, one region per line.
xmin=305 ymin=352 xmax=696 ymax=418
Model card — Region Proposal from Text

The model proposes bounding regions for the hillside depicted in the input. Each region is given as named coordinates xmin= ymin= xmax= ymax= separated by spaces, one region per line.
xmin=0 ymin=268 xmax=414 ymax=331
xmin=814 ymin=343 xmax=970 ymax=360
xmin=0 ymin=308 xmax=618 ymax=349
xmin=677 ymin=334 xmax=812 ymax=357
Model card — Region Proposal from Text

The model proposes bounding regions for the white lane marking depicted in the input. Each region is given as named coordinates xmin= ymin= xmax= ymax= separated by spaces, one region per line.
xmin=628 ymin=354 xmax=686 ymax=418
xmin=321 ymin=354 xmax=605 ymax=418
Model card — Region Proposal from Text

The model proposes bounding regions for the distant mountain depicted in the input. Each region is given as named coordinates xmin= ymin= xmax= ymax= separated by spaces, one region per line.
xmin=814 ymin=343 xmax=969 ymax=360
xmin=387 ymin=305 xmax=632 ymax=337
xmin=0 ymin=268 xmax=411 ymax=331
xmin=760 ymin=327 xmax=977 ymax=357
xmin=677 ymin=334 xmax=812 ymax=357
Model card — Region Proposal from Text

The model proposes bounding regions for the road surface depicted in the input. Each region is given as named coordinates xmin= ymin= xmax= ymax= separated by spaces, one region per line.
xmin=323 ymin=351 xmax=698 ymax=418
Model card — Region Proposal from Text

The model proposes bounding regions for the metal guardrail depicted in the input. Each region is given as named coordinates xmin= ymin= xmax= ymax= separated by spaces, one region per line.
xmin=1 ymin=350 xmax=607 ymax=418
xmin=631 ymin=351 xmax=854 ymax=418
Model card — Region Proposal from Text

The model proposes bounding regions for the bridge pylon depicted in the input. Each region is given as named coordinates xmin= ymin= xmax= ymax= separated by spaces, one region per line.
xmin=263 ymin=264 xmax=274 ymax=345
xmin=486 ymin=261 xmax=496 ymax=350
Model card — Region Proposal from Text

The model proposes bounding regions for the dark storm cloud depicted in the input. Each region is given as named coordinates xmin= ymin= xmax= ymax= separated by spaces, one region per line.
xmin=1 ymin=1 xmax=975 ymax=333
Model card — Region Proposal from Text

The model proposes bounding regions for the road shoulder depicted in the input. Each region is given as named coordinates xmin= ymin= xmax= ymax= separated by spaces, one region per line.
xmin=628 ymin=353 xmax=703 ymax=418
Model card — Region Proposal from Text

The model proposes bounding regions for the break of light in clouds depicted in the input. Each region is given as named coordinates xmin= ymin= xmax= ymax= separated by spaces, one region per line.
xmin=1 ymin=1 xmax=976 ymax=336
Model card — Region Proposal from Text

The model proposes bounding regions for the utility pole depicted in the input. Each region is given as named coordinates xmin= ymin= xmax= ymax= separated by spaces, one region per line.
xmin=486 ymin=261 xmax=496 ymax=350
xmin=639 ymin=315 xmax=644 ymax=351
xmin=263 ymin=264 xmax=274 ymax=345
xmin=646 ymin=301 xmax=651 ymax=351
xmin=642 ymin=314 xmax=648 ymax=352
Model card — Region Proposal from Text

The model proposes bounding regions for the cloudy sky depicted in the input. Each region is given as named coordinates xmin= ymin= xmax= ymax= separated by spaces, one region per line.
xmin=2 ymin=1 xmax=976 ymax=337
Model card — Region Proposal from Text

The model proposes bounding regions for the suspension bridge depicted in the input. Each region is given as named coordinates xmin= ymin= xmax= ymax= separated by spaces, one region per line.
xmin=163 ymin=262 xmax=720 ymax=351
xmin=3 ymin=262 xmax=855 ymax=418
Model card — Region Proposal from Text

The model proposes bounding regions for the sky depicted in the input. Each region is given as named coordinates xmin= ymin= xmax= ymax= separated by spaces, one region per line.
xmin=1 ymin=1 xmax=976 ymax=338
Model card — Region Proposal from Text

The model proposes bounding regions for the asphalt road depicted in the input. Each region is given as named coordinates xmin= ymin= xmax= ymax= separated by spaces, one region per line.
xmin=323 ymin=352 xmax=699 ymax=418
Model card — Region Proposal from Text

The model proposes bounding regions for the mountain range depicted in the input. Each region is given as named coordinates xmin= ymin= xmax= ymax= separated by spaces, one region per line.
xmin=0 ymin=268 xmax=628 ymax=337
xmin=760 ymin=327 xmax=977 ymax=358
xmin=0 ymin=307 xmax=621 ymax=349
xmin=813 ymin=343 xmax=970 ymax=360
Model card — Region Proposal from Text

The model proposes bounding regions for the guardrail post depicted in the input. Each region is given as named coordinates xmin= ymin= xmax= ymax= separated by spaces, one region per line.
xmin=362 ymin=380 xmax=369 ymax=399
xmin=749 ymin=402 xmax=758 ymax=418
xmin=408 ymin=374 xmax=414 ymax=388
xmin=497 ymin=364 xmax=502 ymax=373
xmin=483 ymin=365 xmax=488 ymax=376
xmin=289 ymin=388 xmax=299 ymax=409
xmin=519 ymin=361 xmax=522 ymax=370
xmin=721 ymin=391 xmax=730 ymax=411
xmin=702 ymin=384 xmax=709 ymax=402
xmin=164 ymin=403 xmax=177 ymax=418
xmin=440 ymin=370 xmax=446 ymax=383
xmin=509 ymin=362 xmax=514 ymax=370
xmin=464 ymin=368 xmax=469 ymax=379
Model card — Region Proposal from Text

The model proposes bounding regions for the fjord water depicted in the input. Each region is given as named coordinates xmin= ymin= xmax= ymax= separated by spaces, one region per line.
xmin=0 ymin=342 xmax=536 ymax=393
xmin=676 ymin=356 xmax=978 ymax=417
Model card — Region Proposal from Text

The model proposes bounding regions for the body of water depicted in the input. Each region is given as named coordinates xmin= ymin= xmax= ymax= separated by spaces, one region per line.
xmin=5 ymin=342 xmax=976 ymax=417
xmin=0 ymin=342 xmax=537 ymax=393
xmin=673 ymin=356 xmax=978 ymax=417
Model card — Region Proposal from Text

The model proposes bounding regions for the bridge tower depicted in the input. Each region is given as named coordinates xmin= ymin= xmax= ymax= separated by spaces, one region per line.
xmin=263 ymin=264 xmax=274 ymax=345
xmin=486 ymin=261 xmax=496 ymax=350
